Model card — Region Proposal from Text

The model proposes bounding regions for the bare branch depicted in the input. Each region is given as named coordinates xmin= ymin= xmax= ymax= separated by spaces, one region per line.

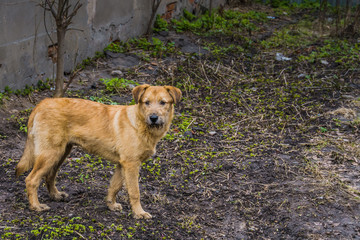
xmin=66 ymin=27 xmax=84 ymax=32
xmin=43 ymin=2 xmax=55 ymax=45
xmin=42 ymin=0 xmax=57 ymax=19
xmin=63 ymin=67 xmax=82 ymax=93
xmin=66 ymin=2 xmax=83 ymax=26
xmin=58 ymin=0 xmax=66 ymax=21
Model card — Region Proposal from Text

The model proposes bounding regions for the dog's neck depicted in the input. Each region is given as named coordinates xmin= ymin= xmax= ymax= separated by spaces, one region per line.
xmin=126 ymin=106 xmax=138 ymax=129
xmin=126 ymin=105 xmax=168 ymax=145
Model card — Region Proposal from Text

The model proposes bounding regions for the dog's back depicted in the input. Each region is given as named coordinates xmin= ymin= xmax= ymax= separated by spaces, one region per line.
xmin=16 ymin=98 xmax=120 ymax=177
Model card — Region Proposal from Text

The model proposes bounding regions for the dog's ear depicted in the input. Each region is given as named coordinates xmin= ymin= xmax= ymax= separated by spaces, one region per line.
xmin=132 ymin=84 xmax=150 ymax=104
xmin=164 ymin=86 xmax=182 ymax=104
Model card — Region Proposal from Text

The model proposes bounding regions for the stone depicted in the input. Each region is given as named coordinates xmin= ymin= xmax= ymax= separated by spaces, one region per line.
xmin=184 ymin=130 xmax=193 ymax=138
xmin=111 ymin=70 xmax=123 ymax=77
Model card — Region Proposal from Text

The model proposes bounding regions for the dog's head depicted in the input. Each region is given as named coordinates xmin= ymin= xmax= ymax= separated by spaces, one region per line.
xmin=132 ymin=84 xmax=182 ymax=129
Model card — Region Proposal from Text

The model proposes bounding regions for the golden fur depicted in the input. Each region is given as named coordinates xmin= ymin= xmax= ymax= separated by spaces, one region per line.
xmin=16 ymin=84 xmax=181 ymax=219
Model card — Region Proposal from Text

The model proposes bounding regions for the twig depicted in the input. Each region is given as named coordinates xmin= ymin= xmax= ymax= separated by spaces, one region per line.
xmin=42 ymin=1 xmax=55 ymax=46
xmin=74 ymin=230 xmax=87 ymax=239
xmin=200 ymin=61 xmax=212 ymax=93
xmin=238 ymin=94 xmax=254 ymax=114
xmin=63 ymin=67 xmax=82 ymax=93
xmin=185 ymin=118 xmax=195 ymax=132
xmin=66 ymin=27 xmax=84 ymax=32
xmin=278 ymin=68 xmax=287 ymax=87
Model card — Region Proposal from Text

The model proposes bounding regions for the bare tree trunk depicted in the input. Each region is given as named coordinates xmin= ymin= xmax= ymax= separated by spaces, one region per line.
xmin=146 ymin=0 xmax=162 ymax=37
xmin=339 ymin=0 xmax=360 ymax=36
xmin=54 ymin=0 xmax=65 ymax=97
xmin=335 ymin=0 xmax=341 ymax=35
xmin=209 ymin=0 xmax=213 ymax=17
xmin=319 ymin=0 xmax=328 ymax=33
xmin=352 ymin=1 xmax=360 ymax=32
xmin=344 ymin=0 xmax=352 ymax=27
xmin=41 ymin=0 xmax=82 ymax=97
xmin=54 ymin=27 xmax=65 ymax=98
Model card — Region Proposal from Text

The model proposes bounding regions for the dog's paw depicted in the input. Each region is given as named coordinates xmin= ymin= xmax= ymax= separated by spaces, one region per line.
xmin=134 ymin=211 xmax=152 ymax=219
xmin=51 ymin=191 xmax=69 ymax=201
xmin=107 ymin=202 xmax=123 ymax=211
xmin=31 ymin=204 xmax=50 ymax=212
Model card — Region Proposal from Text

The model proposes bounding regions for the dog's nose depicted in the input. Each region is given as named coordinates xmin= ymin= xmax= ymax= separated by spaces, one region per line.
xmin=149 ymin=115 xmax=158 ymax=123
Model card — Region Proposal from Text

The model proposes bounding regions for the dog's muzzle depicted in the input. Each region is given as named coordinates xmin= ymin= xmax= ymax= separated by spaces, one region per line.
xmin=147 ymin=114 xmax=163 ymax=128
xmin=150 ymin=114 xmax=158 ymax=123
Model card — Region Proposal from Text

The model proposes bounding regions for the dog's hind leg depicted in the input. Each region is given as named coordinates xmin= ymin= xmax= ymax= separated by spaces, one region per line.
xmin=25 ymin=149 xmax=66 ymax=211
xmin=45 ymin=144 xmax=72 ymax=201
xmin=106 ymin=164 xmax=124 ymax=211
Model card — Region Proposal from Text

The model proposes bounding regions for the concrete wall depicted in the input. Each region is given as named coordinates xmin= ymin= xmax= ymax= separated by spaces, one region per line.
xmin=0 ymin=0 xmax=225 ymax=91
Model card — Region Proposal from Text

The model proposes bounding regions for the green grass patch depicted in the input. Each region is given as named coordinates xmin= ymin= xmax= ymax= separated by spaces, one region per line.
xmin=298 ymin=39 xmax=360 ymax=68
xmin=100 ymin=77 xmax=138 ymax=94
xmin=261 ymin=21 xmax=314 ymax=50
xmin=172 ymin=9 xmax=268 ymax=36
xmin=153 ymin=14 xmax=169 ymax=33
xmin=104 ymin=37 xmax=176 ymax=60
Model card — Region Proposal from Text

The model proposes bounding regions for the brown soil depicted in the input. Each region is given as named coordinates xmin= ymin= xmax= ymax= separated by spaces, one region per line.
xmin=1 ymin=4 xmax=360 ymax=239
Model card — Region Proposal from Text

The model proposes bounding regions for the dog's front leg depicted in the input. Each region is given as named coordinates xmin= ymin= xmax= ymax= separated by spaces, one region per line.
xmin=123 ymin=161 xmax=152 ymax=219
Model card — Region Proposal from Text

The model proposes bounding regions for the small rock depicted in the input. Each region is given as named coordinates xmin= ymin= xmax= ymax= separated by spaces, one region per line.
xmin=192 ymin=127 xmax=204 ymax=132
xmin=275 ymin=53 xmax=292 ymax=61
xmin=184 ymin=130 xmax=193 ymax=138
xmin=278 ymin=154 xmax=291 ymax=161
xmin=9 ymin=109 xmax=19 ymax=114
xmin=320 ymin=60 xmax=329 ymax=65
xmin=209 ymin=131 xmax=217 ymax=136
xmin=158 ymin=31 xmax=169 ymax=37
xmin=297 ymin=73 xmax=306 ymax=78
xmin=105 ymin=51 xmax=125 ymax=58
xmin=111 ymin=70 xmax=123 ymax=77
xmin=128 ymin=84 xmax=137 ymax=89
xmin=341 ymin=95 xmax=354 ymax=99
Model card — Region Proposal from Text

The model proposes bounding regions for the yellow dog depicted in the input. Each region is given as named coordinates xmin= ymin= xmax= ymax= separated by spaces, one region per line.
xmin=16 ymin=84 xmax=181 ymax=219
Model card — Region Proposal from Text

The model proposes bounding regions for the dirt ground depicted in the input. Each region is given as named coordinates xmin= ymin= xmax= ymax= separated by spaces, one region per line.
xmin=1 ymin=3 xmax=360 ymax=239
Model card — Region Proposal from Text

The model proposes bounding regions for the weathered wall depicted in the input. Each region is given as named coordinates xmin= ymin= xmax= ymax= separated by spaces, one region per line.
xmin=0 ymin=0 xmax=225 ymax=91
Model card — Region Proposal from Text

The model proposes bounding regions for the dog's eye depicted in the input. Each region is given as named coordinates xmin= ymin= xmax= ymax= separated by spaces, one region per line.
xmin=160 ymin=101 xmax=166 ymax=106
xmin=145 ymin=101 xmax=150 ymax=106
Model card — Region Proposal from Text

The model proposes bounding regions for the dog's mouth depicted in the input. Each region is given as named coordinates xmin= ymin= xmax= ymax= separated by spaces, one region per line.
xmin=148 ymin=122 xmax=164 ymax=129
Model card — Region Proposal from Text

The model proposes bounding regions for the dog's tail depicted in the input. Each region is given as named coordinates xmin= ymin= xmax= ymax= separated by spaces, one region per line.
xmin=15 ymin=137 xmax=35 ymax=177
xmin=15 ymin=111 xmax=36 ymax=177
